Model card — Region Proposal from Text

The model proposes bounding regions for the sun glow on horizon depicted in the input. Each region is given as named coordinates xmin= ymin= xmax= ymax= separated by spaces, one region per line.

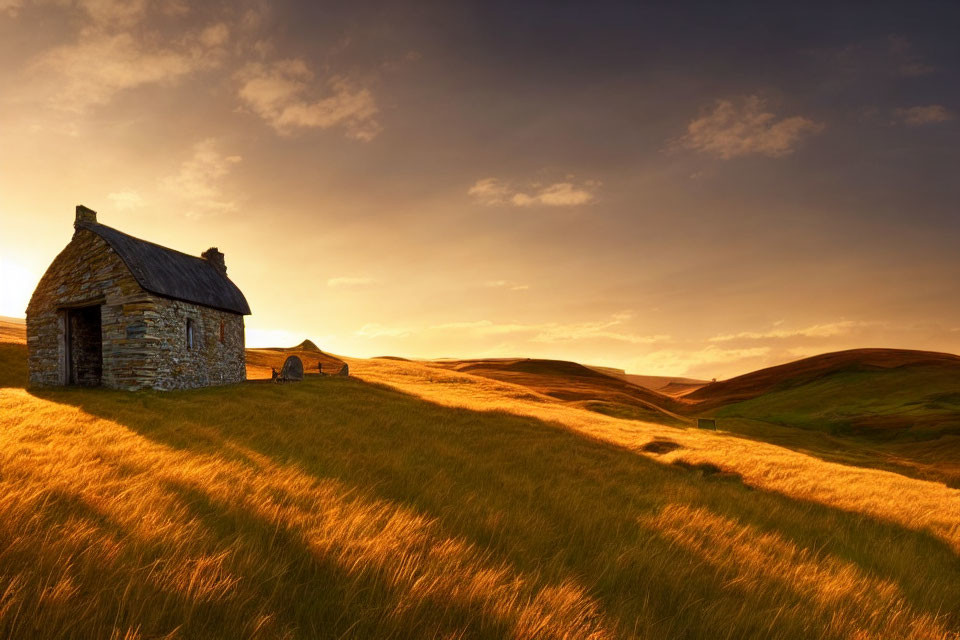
xmin=1 ymin=1 xmax=958 ymax=379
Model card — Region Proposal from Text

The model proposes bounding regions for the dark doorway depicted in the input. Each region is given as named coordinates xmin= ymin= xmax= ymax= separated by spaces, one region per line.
xmin=66 ymin=305 xmax=102 ymax=386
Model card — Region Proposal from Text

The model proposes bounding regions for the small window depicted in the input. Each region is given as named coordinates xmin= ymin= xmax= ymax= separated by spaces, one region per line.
xmin=186 ymin=319 xmax=195 ymax=350
xmin=219 ymin=320 xmax=225 ymax=343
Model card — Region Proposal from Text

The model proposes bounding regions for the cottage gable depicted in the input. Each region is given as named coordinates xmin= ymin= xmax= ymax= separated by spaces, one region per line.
xmin=77 ymin=221 xmax=250 ymax=315
xmin=26 ymin=206 xmax=249 ymax=391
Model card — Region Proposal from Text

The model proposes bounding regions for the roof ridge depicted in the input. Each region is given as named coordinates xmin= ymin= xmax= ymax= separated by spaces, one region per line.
xmin=77 ymin=221 xmax=251 ymax=315
xmin=79 ymin=221 xmax=211 ymax=264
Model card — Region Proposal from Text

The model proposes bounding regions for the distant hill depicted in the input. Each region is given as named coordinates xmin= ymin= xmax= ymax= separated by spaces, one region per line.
xmin=432 ymin=349 xmax=960 ymax=445
xmin=686 ymin=348 xmax=960 ymax=405
xmin=588 ymin=366 xmax=708 ymax=396
xmin=690 ymin=348 xmax=960 ymax=440
xmin=0 ymin=317 xmax=25 ymax=345
xmin=432 ymin=357 xmax=689 ymax=426
xmin=284 ymin=339 xmax=321 ymax=352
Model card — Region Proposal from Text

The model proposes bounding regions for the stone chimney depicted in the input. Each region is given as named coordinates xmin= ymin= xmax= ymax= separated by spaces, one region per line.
xmin=202 ymin=247 xmax=226 ymax=274
xmin=75 ymin=204 xmax=97 ymax=228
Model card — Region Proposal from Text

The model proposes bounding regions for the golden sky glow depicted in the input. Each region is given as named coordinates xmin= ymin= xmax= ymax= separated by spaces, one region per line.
xmin=2 ymin=1 xmax=959 ymax=378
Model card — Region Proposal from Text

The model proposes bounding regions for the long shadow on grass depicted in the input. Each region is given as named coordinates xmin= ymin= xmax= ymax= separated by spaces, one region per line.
xmin=159 ymin=480 xmax=518 ymax=639
xmin=712 ymin=416 xmax=960 ymax=489
xmin=31 ymin=378 xmax=960 ymax=638
xmin=0 ymin=342 xmax=27 ymax=388
xmin=0 ymin=481 xmax=521 ymax=639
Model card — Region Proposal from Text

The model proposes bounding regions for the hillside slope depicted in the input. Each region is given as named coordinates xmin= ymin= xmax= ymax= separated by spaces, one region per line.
xmin=432 ymin=358 xmax=689 ymax=425
xmin=684 ymin=349 xmax=960 ymax=440
xmin=686 ymin=348 xmax=960 ymax=407
xmin=0 ymin=317 xmax=25 ymax=345
xmin=587 ymin=366 xmax=708 ymax=396
xmin=1 ymin=341 xmax=959 ymax=638
xmin=1 ymin=332 xmax=960 ymax=638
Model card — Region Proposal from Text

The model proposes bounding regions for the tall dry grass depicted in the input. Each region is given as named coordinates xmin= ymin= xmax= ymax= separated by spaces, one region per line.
xmin=0 ymin=344 xmax=957 ymax=638
xmin=348 ymin=357 xmax=960 ymax=554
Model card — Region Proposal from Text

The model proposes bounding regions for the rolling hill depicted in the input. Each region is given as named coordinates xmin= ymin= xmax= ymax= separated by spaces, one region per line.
xmin=687 ymin=348 xmax=960 ymax=438
xmin=393 ymin=350 xmax=960 ymax=486
xmin=0 ymin=324 xmax=959 ymax=638
xmin=587 ymin=366 xmax=709 ymax=396
xmin=685 ymin=348 xmax=960 ymax=407
xmin=430 ymin=350 xmax=960 ymax=440
xmin=0 ymin=316 xmax=25 ymax=345
xmin=431 ymin=357 xmax=689 ymax=426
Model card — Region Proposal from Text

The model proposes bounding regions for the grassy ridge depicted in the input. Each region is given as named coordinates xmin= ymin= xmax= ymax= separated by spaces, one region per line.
xmin=430 ymin=358 xmax=689 ymax=425
xmin=709 ymin=366 xmax=960 ymax=487
xmin=2 ymin=342 xmax=959 ymax=638
xmin=426 ymin=353 xmax=960 ymax=486
xmin=714 ymin=366 xmax=960 ymax=439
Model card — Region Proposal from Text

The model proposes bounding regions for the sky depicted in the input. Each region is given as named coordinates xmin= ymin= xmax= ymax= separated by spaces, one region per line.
xmin=1 ymin=0 xmax=959 ymax=379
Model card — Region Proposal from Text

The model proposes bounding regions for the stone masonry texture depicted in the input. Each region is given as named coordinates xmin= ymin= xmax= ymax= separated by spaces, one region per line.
xmin=26 ymin=229 xmax=246 ymax=390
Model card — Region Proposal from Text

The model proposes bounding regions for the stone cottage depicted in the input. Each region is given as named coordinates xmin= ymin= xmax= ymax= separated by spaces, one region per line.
xmin=26 ymin=205 xmax=251 ymax=390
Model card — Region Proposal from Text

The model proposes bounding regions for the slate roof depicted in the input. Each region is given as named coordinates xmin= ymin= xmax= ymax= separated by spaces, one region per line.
xmin=78 ymin=222 xmax=251 ymax=315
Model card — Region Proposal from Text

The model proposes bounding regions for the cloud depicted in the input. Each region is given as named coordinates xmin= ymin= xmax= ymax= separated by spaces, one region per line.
xmin=784 ymin=346 xmax=821 ymax=359
xmin=534 ymin=323 xmax=667 ymax=346
xmin=824 ymin=37 xmax=935 ymax=79
xmin=895 ymin=105 xmax=955 ymax=126
xmin=631 ymin=346 xmax=772 ymax=377
xmin=0 ymin=0 xmax=23 ymax=17
xmin=106 ymin=190 xmax=144 ymax=210
xmin=708 ymin=320 xmax=864 ymax=343
xmin=236 ymin=60 xmax=380 ymax=140
xmin=431 ymin=320 xmax=496 ymax=331
xmin=356 ymin=323 xmax=411 ymax=339
xmin=887 ymin=36 xmax=936 ymax=77
xmin=21 ymin=1 xmax=229 ymax=114
xmin=28 ymin=33 xmax=215 ymax=112
xmin=623 ymin=320 xmax=883 ymax=376
xmin=430 ymin=313 xmax=668 ymax=346
xmin=512 ymin=183 xmax=595 ymax=207
xmin=467 ymin=178 xmax=510 ymax=205
xmin=469 ymin=177 xmax=598 ymax=207
xmin=898 ymin=62 xmax=936 ymax=77
xmin=76 ymin=0 xmax=148 ymax=28
xmin=199 ymin=22 xmax=230 ymax=48
xmin=327 ymin=276 xmax=376 ymax=288
xmin=679 ymin=96 xmax=824 ymax=159
xmin=484 ymin=280 xmax=529 ymax=291
xmin=160 ymin=139 xmax=242 ymax=217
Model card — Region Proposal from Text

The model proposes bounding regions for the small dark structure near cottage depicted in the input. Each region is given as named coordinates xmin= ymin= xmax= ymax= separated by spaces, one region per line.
xmin=697 ymin=418 xmax=717 ymax=430
xmin=26 ymin=205 xmax=251 ymax=390
xmin=273 ymin=356 xmax=304 ymax=382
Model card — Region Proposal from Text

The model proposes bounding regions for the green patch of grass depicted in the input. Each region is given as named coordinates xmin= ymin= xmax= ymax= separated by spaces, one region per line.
xmin=714 ymin=366 xmax=960 ymax=440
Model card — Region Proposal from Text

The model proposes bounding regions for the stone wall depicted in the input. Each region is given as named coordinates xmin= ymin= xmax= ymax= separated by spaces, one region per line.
xmin=27 ymin=229 xmax=246 ymax=390
xmin=144 ymin=299 xmax=245 ymax=391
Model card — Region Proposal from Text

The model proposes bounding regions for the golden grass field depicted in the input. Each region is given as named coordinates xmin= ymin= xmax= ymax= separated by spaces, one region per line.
xmin=1 ymin=322 xmax=959 ymax=639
